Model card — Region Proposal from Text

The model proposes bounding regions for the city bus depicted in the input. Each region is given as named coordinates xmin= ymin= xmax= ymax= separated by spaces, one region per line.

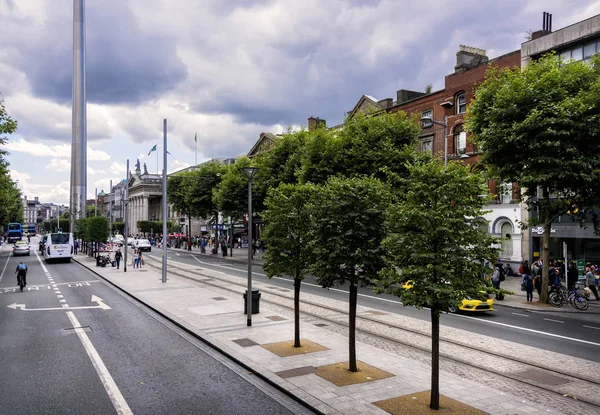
xmin=27 ymin=225 xmax=36 ymax=236
xmin=7 ymin=223 xmax=23 ymax=243
xmin=43 ymin=232 xmax=74 ymax=262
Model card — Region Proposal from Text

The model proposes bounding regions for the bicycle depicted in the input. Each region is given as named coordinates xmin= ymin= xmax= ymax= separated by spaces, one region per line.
xmin=549 ymin=284 xmax=588 ymax=310
xmin=17 ymin=273 xmax=26 ymax=292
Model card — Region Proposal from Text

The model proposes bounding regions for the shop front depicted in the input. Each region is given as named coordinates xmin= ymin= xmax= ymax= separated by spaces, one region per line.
xmin=530 ymin=223 xmax=600 ymax=266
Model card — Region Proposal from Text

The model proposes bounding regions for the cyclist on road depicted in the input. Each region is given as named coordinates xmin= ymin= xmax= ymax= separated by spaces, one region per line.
xmin=15 ymin=261 xmax=27 ymax=287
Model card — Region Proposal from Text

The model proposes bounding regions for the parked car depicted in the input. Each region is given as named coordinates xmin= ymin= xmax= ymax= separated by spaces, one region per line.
xmin=39 ymin=235 xmax=47 ymax=252
xmin=127 ymin=238 xmax=136 ymax=247
xmin=134 ymin=238 xmax=151 ymax=252
xmin=13 ymin=240 xmax=31 ymax=256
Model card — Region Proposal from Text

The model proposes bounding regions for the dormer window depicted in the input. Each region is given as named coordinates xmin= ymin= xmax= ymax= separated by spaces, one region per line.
xmin=456 ymin=92 xmax=466 ymax=114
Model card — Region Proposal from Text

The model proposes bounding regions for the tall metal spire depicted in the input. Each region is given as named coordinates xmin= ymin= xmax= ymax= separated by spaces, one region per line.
xmin=70 ymin=0 xmax=87 ymax=232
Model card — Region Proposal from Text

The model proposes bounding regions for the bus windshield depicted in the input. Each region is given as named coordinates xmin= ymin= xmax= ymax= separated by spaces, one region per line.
xmin=50 ymin=233 xmax=70 ymax=244
xmin=8 ymin=223 xmax=21 ymax=231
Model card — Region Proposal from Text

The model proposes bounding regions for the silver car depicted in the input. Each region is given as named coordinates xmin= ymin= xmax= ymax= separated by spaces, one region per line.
xmin=13 ymin=241 xmax=30 ymax=256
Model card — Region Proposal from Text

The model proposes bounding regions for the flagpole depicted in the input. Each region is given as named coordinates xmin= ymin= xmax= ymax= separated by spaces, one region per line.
xmin=157 ymin=143 xmax=159 ymax=174
xmin=195 ymin=132 xmax=198 ymax=166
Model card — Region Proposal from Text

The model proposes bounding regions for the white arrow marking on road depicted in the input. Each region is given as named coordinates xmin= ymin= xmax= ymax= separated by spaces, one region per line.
xmin=7 ymin=295 xmax=111 ymax=311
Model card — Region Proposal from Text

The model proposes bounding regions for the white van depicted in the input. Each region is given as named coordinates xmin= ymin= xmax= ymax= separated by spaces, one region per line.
xmin=134 ymin=238 xmax=152 ymax=252
xmin=44 ymin=232 xmax=74 ymax=262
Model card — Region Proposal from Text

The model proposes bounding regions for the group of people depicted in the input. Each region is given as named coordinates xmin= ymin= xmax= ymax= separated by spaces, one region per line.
xmin=518 ymin=259 xmax=600 ymax=302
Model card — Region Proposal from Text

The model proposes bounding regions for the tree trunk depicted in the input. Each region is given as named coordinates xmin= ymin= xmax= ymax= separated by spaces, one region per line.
xmin=541 ymin=220 xmax=551 ymax=304
xmin=430 ymin=306 xmax=440 ymax=410
xmin=293 ymin=277 xmax=301 ymax=348
xmin=349 ymin=275 xmax=358 ymax=372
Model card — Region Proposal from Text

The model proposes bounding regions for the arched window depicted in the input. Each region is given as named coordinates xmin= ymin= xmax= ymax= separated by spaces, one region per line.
xmin=456 ymin=92 xmax=466 ymax=114
xmin=500 ymin=222 xmax=513 ymax=257
xmin=453 ymin=124 xmax=467 ymax=155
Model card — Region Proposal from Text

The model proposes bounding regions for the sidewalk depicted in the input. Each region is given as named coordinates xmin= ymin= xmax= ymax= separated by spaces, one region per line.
xmin=72 ymin=252 xmax=588 ymax=415
xmin=498 ymin=276 xmax=600 ymax=314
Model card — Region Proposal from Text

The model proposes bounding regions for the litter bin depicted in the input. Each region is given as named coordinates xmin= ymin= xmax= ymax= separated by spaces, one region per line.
xmin=243 ymin=290 xmax=261 ymax=314
xmin=96 ymin=256 xmax=101 ymax=267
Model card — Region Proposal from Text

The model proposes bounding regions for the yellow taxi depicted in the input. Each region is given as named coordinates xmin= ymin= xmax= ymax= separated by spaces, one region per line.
xmin=401 ymin=281 xmax=494 ymax=313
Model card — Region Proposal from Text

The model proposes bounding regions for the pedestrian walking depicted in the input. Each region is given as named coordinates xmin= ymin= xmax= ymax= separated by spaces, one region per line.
xmin=491 ymin=264 xmax=503 ymax=300
xmin=585 ymin=266 xmax=600 ymax=300
xmin=523 ymin=273 xmax=534 ymax=302
xmin=74 ymin=240 xmax=78 ymax=255
xmin=137 ymin=249 xmax=143 ymax=268
xmin=114 ymin=249 xmax=122 ymax=269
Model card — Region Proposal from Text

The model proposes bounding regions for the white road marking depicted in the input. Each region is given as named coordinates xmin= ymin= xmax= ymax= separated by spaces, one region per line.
xmin=0 ymin=250 xmax=12 ymax=282
xmin=583 ymin=325 xmax=600 ymax=330
xmin=458 ymin=314 xmax=600 ymax=346
xmin=65 ymin=310 xmax=133 ymax=415
xmin=512 ymin=313 xmax=529 ymax=317
xmin=57 ymin=295 xmax=64 ymax=298
xmin=543 ymin=318 xmax=564 ymax=324
xmin=34 ymin=250 xmax=130 ymax=414
xmin=7 ymin=296 xmax=110 ymax=311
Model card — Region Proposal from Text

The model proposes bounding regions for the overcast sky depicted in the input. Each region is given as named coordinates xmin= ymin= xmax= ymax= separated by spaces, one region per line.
xmin=2 ymin=0 xmax=600 ymax=206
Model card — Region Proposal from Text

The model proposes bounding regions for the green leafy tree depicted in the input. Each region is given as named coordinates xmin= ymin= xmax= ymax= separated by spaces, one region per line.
xmin=74 ymin=218 xmax=89 ymax=242
xmin=262 ymin=183 xmax=316 ymax=348
xmin=112 ymin=222 xmax=125 ymax=234
xmin=298 ymin=111 xmax=421 ymax=189
xmin=0 ymin=94 xmax=23 ymax=226
xmin=466 ymin=53 xmax=600 ymax=303
xmin=309 ymin=176 xmax=392 ymax=372
xmin=376 ymin=159 xmax=499 ymax=410
xmin=167 ymin=171 xmax=193 ymax=236
xmin=213 ymin=157 xmax=255 ymax=219
xmin=188 ymin=162 xmax=227 ymax=238
xmin=253 ymin=129 xmax=309 ymax=211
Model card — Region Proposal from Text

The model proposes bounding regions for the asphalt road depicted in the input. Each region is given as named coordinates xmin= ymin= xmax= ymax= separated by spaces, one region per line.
xmin=0 ymin=245 xmax=313 ymax=415
xmin=152 ymin=248 xmax=600 ymax=362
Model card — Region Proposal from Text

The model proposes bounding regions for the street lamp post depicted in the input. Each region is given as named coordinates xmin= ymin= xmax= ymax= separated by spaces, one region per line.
xmin=241 ymin=166 xmax=258 ymax=327
xmin=124 ymin=159 xmax=130 ymax=272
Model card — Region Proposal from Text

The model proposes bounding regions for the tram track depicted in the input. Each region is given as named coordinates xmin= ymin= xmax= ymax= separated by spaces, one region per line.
xmin=144 ymin=254 xmax=600 ymax=413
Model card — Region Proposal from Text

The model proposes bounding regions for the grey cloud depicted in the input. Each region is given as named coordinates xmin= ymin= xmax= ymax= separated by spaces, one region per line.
xmin=10 ymin=1 xmax=187 ymax=106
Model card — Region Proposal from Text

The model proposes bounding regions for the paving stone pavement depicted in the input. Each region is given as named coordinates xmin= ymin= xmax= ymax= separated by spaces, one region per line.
xmin=74 ymin=251 xmax=599 ymax=415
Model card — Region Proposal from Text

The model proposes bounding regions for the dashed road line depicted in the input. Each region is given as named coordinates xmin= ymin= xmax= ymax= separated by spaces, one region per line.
xmin=543 ymin=318 xmax=564 ymax=324
xmin=33 ymin=249 xmax=131 ymax=414
xmin=512 ymin=312 xmax=529 ymax=317
xmin=583 ymin=325 xmax=600 ymax=330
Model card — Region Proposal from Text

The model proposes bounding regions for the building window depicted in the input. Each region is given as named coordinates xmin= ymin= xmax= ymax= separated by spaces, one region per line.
xmin=456 ymin=92 xmax=466 ymax=114
xmin=420 ymin=137 xmax=433 ymax=154
xmin=453 ymin=124 xmax=467 ymax=154
xmin=421 ymin=109 xmax=433 ymax=127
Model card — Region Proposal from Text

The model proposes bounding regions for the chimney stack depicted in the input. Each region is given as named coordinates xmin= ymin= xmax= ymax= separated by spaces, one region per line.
xmin=308 ymin=116 xmax=326 ymax=132
xmin=454 ymin=45 xmax=488 ymax=74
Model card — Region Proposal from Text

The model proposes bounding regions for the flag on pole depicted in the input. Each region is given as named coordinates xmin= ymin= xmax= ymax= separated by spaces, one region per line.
xmin=194 ymin=132 xmax=197 ymax=143
xmin=148 ymin=144 xmax=157 ymax=156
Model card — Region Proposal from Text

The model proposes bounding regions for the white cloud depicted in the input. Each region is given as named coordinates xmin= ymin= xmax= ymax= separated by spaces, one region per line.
xmin=46 ymin=158 xmax=71 ymax=172
xmin=5 ymin=138 xmax=111 ymax=161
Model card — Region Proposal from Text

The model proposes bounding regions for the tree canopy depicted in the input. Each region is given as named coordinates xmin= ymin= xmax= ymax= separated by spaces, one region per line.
xmin=376 ymin=158 xmax=499 ymax=410
xmin=309 ymin=176 xmax=392 ymax=372
xmin=0 ymin=94 xmax=23 ymax=227
xmin=262 ymin=182 xmax=317 ymax=348
xmin=466 ymin=53 xmax=600 ymax=302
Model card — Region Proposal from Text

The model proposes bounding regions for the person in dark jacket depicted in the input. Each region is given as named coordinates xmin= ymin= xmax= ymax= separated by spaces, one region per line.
xmin=114 ymin=249 xmax=122 ymax=269
xmin=567 ymin=261 xmax=578 ymax=291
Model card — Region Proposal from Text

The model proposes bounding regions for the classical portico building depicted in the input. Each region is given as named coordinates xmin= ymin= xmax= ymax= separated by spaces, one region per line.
xmin=128 ymin=160 xmax=164 ymax=234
